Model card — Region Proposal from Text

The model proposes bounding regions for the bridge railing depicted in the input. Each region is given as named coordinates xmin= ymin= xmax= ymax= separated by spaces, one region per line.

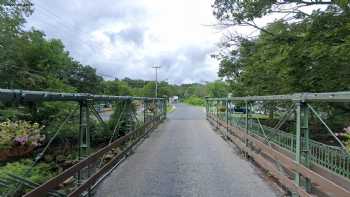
xmin=0 ymin=89 xmax=166 ymax=197
xmin=221 ymin=115 xmax=350 ymax=178
xmin=206 ymin=92 xmax=350 ymax=197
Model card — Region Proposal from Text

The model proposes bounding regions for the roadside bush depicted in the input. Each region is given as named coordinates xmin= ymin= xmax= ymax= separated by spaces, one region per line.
xmin=108 ymin=100 xmax=136 ymax=137
xmin=183 ymin=96 xmax=205 ymax=106
xmin=0 ymin=159 xmax=56 ymax=194
xmin=91 ymin=123 xmax=111 ymax=146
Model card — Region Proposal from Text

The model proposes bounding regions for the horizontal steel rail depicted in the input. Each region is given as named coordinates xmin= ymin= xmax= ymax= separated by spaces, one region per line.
xmin=218 ymin=113 xmax=350 ymax=179
xmin=0 ymin=89 xmax=165 ymax=102
xmin=206 ymin=91 xmax=350 ymax=102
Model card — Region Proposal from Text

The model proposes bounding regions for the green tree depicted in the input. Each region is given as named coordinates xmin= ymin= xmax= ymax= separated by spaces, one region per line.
xmin=207 ymin=81 xmax=228 ymax=97
xmin=215 ymin=9 xmax=350 ymax=137
xmin=141 ymin=81 xmax=174 ymax=97
xmin=101 ymin=80 xmax=132 ymax=96
xmin=67 ymin=64 xmax=103 ymax=93
xmin=212 ymin=0 xmax=348 ymax=35
xmin=1 ymin=0 xmax=33 ymax=88
xmin=217 ymin=13 xmax=350 ymax=96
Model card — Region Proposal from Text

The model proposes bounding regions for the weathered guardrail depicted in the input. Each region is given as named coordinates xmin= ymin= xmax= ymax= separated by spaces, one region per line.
xmin=206 ymin=92 xmax=350 ymax=197
xmin=0 ymin=89 xmax=166 ymax=197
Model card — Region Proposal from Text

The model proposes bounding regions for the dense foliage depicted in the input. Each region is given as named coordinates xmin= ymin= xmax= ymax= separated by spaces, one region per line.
xmin=213 ymin=1 xmax=350 ymax=95
xmin=216 ymin=15 xmax=350 ymax=95
xmin=0 ymin=159 xmax=55 ymax=194
xmin=212 ymin=0 xmax=350 ymax=144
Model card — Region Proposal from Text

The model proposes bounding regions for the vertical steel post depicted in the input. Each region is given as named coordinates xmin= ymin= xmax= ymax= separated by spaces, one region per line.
xmin=160 ymin=100 xmax=162 ymax=120
xmin=144 ymin=100 xmax=147 ymax=132
xmin=216 ymin=100 xmax=219 ymax=129
xmin=157 ymin=100 xmax=159 ymax=122
xmin=301 ymin=102 xmax=311 ymax=192
xmin=210 ymin=101 xmax=212 ymax=117
xmin=164 ymin=99 xmax=167 ymax=120
xmin=209 ymin=100 xmax=211 ymax=117
xmin=159 ymin=100 xmax=161 ymax=121
xmin=205 ymin=98 xmax=208 ymax=119
xmin=79 ymin=100 xmax=90 ymax=159
xmin=295 ymin=102 xmax=302 ymax=194
xmin=225 ymin=99 xmax=229 ymax=138
xmin=208 ymin=100 xmax=211 ymax=117
xmin=154 ymin=100 xmax=157 ymax=123
xmin=244 ymin=101 xmax=249 ymax=158
xmin=153 ymin=100 xmax=156 ymax=128
xmin=295 ymin=101 xmax=312 ymax=196
xmin=78 ymin=100 xmax=90 ymax=186
xmin=245 ymin=101 xmax=249 ymax=151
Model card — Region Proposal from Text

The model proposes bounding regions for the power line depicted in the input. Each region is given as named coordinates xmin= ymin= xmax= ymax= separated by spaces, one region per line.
xmin=35 ymin=2 xmax=75 ymax=27
xmin=31 ymin=22 xmax=99 ymax=56
xmin=29 ymin=2 xmax=170 ymax=85
xmin=30 ymin=2 xmax=105 ymax=68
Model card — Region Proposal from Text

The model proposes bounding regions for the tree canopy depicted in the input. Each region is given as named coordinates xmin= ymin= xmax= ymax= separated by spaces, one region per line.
xmin=212 ymin=0 xmax=349 ymax=34
xmin=214 ymin=1 xmax=350 ymax=96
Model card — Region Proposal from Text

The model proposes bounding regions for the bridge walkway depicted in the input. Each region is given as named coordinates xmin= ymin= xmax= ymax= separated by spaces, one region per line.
xmin=96 ymin=104 xmax=279 ymax=197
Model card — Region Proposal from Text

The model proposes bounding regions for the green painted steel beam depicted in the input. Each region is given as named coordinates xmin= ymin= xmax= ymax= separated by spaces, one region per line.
xmin=210 ymin=110 xmax=350 ymax=180
xmin=206 ymin=92 xmax=350 ymax=102
xmin=0 ymin=89 xmax=164 ymax=102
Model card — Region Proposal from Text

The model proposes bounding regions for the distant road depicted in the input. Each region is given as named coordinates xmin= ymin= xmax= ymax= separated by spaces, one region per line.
xmin=96 ymin=104 xmax=279 ymax=197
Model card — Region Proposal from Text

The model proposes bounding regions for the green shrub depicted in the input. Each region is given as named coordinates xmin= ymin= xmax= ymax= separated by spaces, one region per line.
xmin=0 ymin=159 xmax=56 ymax=194
xmin=108 ymin=100 xmax=136 ymax=137
xmin=183 ymin=96 xmax=205 ymax=106
xmin=91 ymin=123 xmax=112 ymax=146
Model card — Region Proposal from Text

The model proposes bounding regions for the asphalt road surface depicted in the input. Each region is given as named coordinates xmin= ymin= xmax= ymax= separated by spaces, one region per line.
xmin=96 ymin=104 xmax=279 ymax=197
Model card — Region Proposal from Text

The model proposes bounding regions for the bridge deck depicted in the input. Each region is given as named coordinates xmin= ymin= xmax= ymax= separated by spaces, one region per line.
xmin=96 ymin=104 xmax=279 ymax=197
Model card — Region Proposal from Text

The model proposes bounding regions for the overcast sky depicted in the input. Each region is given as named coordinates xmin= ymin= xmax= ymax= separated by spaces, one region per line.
xmin=25 ymin=0 xmax=228 ymax=84
xmin=24 ymin=1 xmax=325 ymax=84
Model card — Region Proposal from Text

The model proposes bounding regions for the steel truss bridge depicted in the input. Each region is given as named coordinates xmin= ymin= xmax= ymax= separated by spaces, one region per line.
xmin=206 ymin=92 xmax=350 ymax=197
xmin=0 ymin=89 xmax=349 ymax=197
xmin=0 ymin=89 xmax=166 ymax=197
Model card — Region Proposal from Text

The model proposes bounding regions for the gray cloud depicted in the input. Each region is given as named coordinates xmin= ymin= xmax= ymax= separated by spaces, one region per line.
xmin=103 ymin=26 xmax=145 ymax=47
xmin=136 ymin=45 xmax=216 ymax=83
xmin=118 ymin=27 xmax=145 ymax=46
xmin=25 ymin=0 xmax=219 ymax=84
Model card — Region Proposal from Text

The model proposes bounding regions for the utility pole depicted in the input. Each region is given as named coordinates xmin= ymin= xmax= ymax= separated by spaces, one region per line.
xmin=152 ymin=65 xmax=161 ymax=98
